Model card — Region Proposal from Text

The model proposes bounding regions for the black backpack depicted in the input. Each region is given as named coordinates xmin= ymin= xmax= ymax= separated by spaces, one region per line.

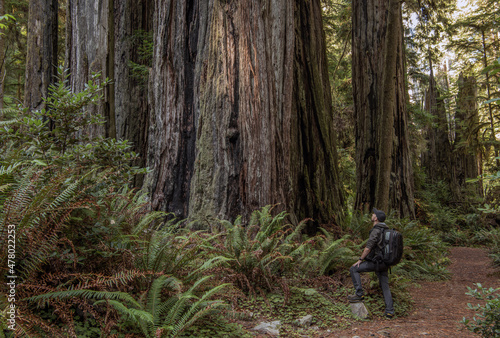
xmin=375 ymin=226 xmax=404 ymax=267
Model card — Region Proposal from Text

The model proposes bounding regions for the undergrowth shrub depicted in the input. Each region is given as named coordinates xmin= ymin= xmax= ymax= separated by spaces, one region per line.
xmin=0 ymin=70 xmax=229 ymax=337
xmin=462 ymin=283 xmax=500 ymax=337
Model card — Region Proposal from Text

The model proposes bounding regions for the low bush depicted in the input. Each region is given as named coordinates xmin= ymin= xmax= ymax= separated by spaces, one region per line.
xmin=462 ymin=283 xmax=500 ymax=337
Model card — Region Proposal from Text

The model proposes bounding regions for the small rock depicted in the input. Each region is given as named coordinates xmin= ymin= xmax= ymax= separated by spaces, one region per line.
xmin=350 ymin=302 xmax=370 ymax=319
xmin=377 ymin=329 xmax=391 ymax=337
xmin=296 ymin=314 xmax=313 ymax=327
xmin=252 ymin=321 xmax=281 ymax=336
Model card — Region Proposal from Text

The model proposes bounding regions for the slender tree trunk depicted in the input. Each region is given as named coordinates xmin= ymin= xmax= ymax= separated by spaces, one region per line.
xmin=24 ymin=0 xmax=58 ymax=112
xmin=145 ymin=0 xmax=345 ymax=228
xmin=353 ymin=0 xmax=414 ymax=217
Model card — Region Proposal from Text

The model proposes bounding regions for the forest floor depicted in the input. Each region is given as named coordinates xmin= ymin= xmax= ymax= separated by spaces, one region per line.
xmin=325 ymin=246 xmax=500 ymax=338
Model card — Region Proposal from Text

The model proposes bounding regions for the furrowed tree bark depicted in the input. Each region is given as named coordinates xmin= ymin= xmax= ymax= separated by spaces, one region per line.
xmin=145 ymin=0 xmax=345 ymax=229
xmin=65 ymin=0 xmax=114 ymax=138
xmin=376 ymin=0 xmax=398 ymax=212
xmin=114 ymin=0 xmax=153 ymax=186
xmin=65 ymin=0 xmax=152 ymax=171
xmin=24 ymin=0 xmax=58 ymax=112
xmin=145 ymin=0 xmax=198 ymax=218
xmin=353 ymin=0 xmax=414 ymax=217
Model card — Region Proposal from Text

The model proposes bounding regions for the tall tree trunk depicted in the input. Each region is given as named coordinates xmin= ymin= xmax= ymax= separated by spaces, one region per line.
xmin=65 ymin=0 xmax=114 ymax=138
xmin=65 ymin=0 xmax=152 ymax=169
xmin=421 ymin=73 xmax=452 ymax=184
xmin=114 ymin=0 xmax=153 ymax=186
xmin=453 ymin=73 xmax=482 ymax=198
xmin=376 ymin=0 xmax=398 ymax=211
xmin=145 ymin=0 xmax=345 ymax=228
xmin=24 ymin=0 xmax=58 ymax=112
xmin=352 ymin=0 xmax=414 ymax=217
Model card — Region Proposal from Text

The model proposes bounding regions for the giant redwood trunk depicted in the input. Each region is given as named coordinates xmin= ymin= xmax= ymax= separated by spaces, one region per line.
xmin=24 ymin=0 xmax=58 ymax=112
xmin=145 ymin=0 xmax=345 ymax=227
xmin=352 ymin=0 xmax=414 ymax=217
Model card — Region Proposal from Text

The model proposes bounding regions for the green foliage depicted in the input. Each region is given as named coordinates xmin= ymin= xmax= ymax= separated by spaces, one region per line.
xmin=0 ymin=14 xmax=15 ymax=31
xmin=0 ymin=167 xmax=104 ymax=282
xmin=462 ymin=283 xmax=500 ymax=337
xmin=132 ymin=219 xmax=224 ymax=285
xmin=0 ymin=67 xmax=146 ymax=185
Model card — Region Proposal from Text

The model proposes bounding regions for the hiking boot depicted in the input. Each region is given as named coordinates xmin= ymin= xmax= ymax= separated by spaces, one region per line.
xmin=384 ymin=312 xmax=394 ymax=319
xmin=347 ymin=294 xmax=364 ymax=303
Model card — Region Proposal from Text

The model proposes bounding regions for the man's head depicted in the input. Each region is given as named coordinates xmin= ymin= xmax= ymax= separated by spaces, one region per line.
xmin=372 ymin=208 xmax=386 ymax=223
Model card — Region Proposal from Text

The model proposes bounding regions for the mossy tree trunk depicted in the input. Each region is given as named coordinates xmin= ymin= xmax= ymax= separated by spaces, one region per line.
xmin=24 ymin=0 xmax=58 ymax=112
xmin=352 ymin=0 xmax=414 ymax=217
xmin=145 ymin=0 xmax=345 ymax=229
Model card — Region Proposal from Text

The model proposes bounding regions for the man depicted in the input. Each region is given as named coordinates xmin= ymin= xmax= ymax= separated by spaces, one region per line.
xmin=348 ymin=208 xmax=395 ymax=318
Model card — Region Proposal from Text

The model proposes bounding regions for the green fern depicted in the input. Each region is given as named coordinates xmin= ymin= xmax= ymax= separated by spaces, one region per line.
xmin=203 ymin=206 xmax=314 ymax=296
xmin=46 ymin=274 xmax=230 ymax=338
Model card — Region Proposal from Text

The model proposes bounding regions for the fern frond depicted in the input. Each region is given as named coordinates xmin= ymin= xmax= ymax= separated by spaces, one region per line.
xmin=25 ymin=289 xmax=141 ymax=309
xmin=0 ymin=114 xmax=21 ymax=125
xmin=285 ymin=218 xmax=311 ymax=243
xmin=147 ymin=275 xmax=182 ymax=317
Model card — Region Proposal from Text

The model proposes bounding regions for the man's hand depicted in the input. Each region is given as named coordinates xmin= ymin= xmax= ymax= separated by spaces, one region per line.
xmin=352 ymin=259 xmax=362 ymax=268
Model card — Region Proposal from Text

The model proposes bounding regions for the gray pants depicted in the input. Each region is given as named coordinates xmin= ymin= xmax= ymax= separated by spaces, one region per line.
xmin=349 ymin=260 xmax=394 ymax=314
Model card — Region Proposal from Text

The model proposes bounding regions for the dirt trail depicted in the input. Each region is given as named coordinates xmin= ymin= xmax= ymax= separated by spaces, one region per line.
xmin=329 ymin=247 xmax=500 ymax=338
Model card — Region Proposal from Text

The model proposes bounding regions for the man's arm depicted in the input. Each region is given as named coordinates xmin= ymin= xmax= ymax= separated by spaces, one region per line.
xmin=352 ymin=247 xmax=371 ymax=267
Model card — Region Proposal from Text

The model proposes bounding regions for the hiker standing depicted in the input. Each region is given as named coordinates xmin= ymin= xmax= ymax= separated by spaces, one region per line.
xmin=348 ymin=208 xmax=395 ymax=318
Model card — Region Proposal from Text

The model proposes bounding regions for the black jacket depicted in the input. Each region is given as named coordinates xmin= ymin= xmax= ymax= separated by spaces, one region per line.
xmin=365 ymin=222 xmax=389 ymax=261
